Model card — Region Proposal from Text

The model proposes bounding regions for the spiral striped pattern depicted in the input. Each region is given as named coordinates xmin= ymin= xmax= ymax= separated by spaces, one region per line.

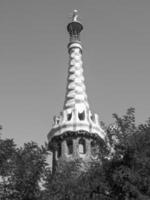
xmin=64 ymin=47 xmax=89 ymax=109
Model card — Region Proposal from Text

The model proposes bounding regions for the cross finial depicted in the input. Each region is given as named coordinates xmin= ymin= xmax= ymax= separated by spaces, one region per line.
xmin=72 ymin=10 xmax=78 ymax=22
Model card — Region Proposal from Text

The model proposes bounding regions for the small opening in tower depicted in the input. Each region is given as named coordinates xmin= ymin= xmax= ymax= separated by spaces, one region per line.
xmin=56 ymin=142 xmax=61 ymax=158
xmin=66 ymin=139 xmax=73 ymax=155
xmin=67 ymin=113 xmax=72 ymax=121
xmin=91 ymin=115 xmax=95 ymax=123
xmin=91 ymin=140 xmax=99 ymax=158
xmin=70 ymin=34 xmax=80 ymax=42
xmin=78 ymin=138 xmax=86 ymax=154
xmin=78 ymin=111 xmax=85 ymax=121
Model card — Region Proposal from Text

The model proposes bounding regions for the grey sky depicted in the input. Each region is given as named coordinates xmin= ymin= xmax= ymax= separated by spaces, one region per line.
xmin=0 ymin=0 xmax=150 ymax=145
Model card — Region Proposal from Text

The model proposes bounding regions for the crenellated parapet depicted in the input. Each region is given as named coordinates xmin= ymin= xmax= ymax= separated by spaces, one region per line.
xmin=48 ymin=106 xmax=105 ymax=143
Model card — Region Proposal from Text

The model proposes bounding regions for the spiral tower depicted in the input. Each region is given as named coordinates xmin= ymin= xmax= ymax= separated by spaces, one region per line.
xmin=48 ymin=10 xmax=106 ymax=172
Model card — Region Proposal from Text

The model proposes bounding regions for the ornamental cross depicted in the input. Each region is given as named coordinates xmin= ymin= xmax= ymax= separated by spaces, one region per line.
xmin=72 ymin=10 xmax=78 ymax=22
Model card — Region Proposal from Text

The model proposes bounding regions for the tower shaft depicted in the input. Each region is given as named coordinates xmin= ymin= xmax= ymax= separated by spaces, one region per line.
xmin=64 ymin=43 xmax=89 ymax=110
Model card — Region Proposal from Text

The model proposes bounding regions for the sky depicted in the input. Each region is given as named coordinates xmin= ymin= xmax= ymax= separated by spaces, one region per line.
xmin=0 ymin=0 xmax=150 ymax=146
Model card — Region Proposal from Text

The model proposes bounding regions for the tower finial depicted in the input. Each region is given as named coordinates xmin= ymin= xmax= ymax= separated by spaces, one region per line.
xmin=67 ymin=10 xmax=83 ymax=43
xmin=72 ymin=9 xmax=78 ymax=22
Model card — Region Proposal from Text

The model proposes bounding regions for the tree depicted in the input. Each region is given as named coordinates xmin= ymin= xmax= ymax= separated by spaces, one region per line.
xmin=105 ymin=108 xmax=150 ymax=200
xmin=0 ymin=140 xmax=49 ymax=200
xmin=1 ymin=108 xmax=150 ymax=200
xmin=10 ymin=142 xmax=48 ymax=200
xmin=0 ymin=138 xmax=17 ymax=199
xmin=43 ymin=108 xmax=150 ymax=200
xmin=43 ymin=159 xmax=83 ymax=200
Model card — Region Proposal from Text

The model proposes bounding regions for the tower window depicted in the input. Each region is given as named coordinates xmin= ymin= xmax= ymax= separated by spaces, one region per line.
xmin=91 ymin=140 xmax=99 ymax=158
xmin=91 ymin=115 xmax=95 ymax=123
xmin=78 ymin=138 xmax=86 ymax=154
xmin=78 ymin=111 xmax=85 ymax=121
xmin=67 ymin=113 xmax=72 ymax=121
xmin=66 ymin=139 xmax=73 ymax=155
xmin=56 ymin=142 xmax=61 ymax=158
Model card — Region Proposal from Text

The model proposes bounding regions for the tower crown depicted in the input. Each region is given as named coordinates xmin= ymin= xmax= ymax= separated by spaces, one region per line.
xmin=67 ymin=10 xmax=83 ymax=43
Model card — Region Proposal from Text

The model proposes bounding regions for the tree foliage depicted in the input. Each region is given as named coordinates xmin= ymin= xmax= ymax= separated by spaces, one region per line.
xmin=43 ymin=108 xmax=150 ymax=200
xmin=0 ymin=108 xmax=150 ymax=200
xmin=104 ymin=108 xmax=150 ymax=200
xmin=0 ymin=139 xmax=48 ymax=200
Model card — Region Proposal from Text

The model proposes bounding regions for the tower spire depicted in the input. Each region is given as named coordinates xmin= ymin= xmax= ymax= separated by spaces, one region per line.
xmin=64 ymin=10 xmax=89 ymax=110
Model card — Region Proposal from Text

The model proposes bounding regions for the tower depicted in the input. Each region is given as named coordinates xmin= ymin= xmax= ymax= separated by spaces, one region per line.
xmin=48 ymin=10 xmax=106 ymax=172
